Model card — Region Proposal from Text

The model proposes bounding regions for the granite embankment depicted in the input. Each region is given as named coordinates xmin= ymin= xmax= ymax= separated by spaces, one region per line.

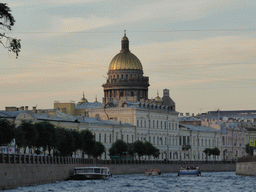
xmin=236 ymin=156 xmax=256 ymax=176
xmin=0 ymin=154 xmax=236 ymax=189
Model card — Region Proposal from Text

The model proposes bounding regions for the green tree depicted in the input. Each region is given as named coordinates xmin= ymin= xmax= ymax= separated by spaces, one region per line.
xmin=109 ymin=139 xmax=128 ymax=159
xmin=93 ymin=141 xmax=105 ymax=158
xmin=203 ymin=148 xmax=212 ymax=161
xmin=14 ymin=126 xmax=26 ymax=153
xmin=133 ymin=140 xmax=146 ymax=160
xmin=144 ymin=141 xmax=157 ymax=160
xmin=80 ymin=130 xmax=95 ymax=157
xmin=34 ymin=121 xmax=58 ymax=155
xmin=245 ymin=143 xmax=254 ymax=156
xmin=152 ymin=147 xmax=160 ymax=158
xmin=0 ymin=118 xmax=15 ymax=146
xmin=211 ymin=147 xmax=220 ymax=160
xmin=17 ymin=120 xmax=37 ymax=154
xmin=71 ymin=129 xmax=84 ymax=155
xmin=0 ymin=3 xmax=21 ymax=57
xmin=56 ymin=127 xmax=75 ymax=157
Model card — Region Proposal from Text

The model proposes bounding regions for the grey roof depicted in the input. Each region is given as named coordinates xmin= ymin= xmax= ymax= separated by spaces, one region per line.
xmin=180 ymin=124 xmax=220 ymax=133
xmin=0 ymin=110 xmax=24 ymax=118
xmin=76 ymin=102 xmax=102 ymax=109
xmin=179 ymin=116 xmax=200 ymax=121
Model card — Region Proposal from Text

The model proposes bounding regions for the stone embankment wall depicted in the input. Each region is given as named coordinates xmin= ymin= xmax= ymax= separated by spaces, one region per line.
xmin=1 ymin=162 xmax=235 ymax=189
xmin=236 ymin=162 xmax=256 ymax=176
xmin=236 ymin=156 xmax=256 ymax=176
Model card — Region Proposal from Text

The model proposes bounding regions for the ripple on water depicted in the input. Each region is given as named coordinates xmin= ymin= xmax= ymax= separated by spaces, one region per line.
xmin=7 ymin=172 xmax=256 ymax=192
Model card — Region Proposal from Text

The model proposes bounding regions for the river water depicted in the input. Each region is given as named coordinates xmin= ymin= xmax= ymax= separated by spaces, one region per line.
xmin=7 ymin=172 xmax=256 ymax=192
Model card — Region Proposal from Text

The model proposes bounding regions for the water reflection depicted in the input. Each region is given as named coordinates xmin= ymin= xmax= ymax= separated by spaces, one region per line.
xmin=9 ymin=172 xmax=256 ymax=192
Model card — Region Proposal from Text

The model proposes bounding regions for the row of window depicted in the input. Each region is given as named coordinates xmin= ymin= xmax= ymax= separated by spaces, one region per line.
xmin=137 ymin=119 xmax=178 ymax=130
xmin=96 ymin=132 xmax=220 ymax=148
xmin=96 ymin=133 xmax=169 ymax=146
xmin=109 ymin=73 xmax=142 ymax=80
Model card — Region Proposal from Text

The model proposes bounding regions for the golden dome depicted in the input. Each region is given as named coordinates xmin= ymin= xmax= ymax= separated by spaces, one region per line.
xmin=109 ymin=52 xmax=143 ymax=70
xmin=78 ymin=92 xmax=88 ymax=104
xmin=109 ymin=33 xmax=143 ymax=71
xmin=154 ymin=91 xmax=162 ymax=101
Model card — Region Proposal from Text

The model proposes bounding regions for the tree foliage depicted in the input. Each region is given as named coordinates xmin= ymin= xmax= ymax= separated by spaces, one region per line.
xmin=93 ymin=141 xmax=105 ymax=158
xmin=245 ymin=143 xmax=254 ymax=156
xmin=133 ymin=140 xmax=146 ymax=160
xmin=203 ymin=147 xmax=220 ymax=160
xmin=0 ymin=3 xmax=21 ymax=58
xmin=56 ymin=127 xmax=75 ymax=156
xmin=80 ymin=130 xmax=96 ymax=157
xmin=17 ymin=120 xmax=37 ymax=153
xmin=109 ymin=139 xmax=128 ymax=158
xmin=0 ymin=118 xmax=15 ymax=146
xmin=34 ymin=121 xmax=58 ymax=154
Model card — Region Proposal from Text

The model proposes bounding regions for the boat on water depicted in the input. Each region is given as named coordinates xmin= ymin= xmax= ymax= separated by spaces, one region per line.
xmin=145 ymin=169 xmax=161 ymax=176
xmin=70 ymin=166 xmax=112 ymax=180
xmin=178 ymin=166 xmax=201 ymax=176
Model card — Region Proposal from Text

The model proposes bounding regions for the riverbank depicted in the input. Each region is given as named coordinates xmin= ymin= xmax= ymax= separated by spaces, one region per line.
xmin=1 ymin=162 xmax=235 ymax=190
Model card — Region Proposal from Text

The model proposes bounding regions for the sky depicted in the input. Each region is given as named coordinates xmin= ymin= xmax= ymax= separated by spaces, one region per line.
xmin=1 ymin=0 xmax=256 ymax=114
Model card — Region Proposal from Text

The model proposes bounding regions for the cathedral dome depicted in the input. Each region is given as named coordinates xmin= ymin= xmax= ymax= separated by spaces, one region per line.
xmin=108 ymin=33 xmax=143 ymax=71
xmin=77 ymin=92 xmax=88 ymax=105
xmin=154 ymin=91 xmax=162 ymax=101
xmin=108 ymin=52 xmax=142 ymax=70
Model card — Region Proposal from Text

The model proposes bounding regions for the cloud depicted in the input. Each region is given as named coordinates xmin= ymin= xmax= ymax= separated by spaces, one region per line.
xmin=54 ymin=16 xmax=115 ymax=33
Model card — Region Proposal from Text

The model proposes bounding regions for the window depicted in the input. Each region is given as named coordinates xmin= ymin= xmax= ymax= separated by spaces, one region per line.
xmin=132 ymin=135 xmax=134 ymax=143
xmin=202 ymin=139 xmax=203 ymax=146
xmin=109 ymin=134 xmax=112 ymax=143
xmin=161 ymin=121 xmax=162 ymax=129
xmin=127 ymin=135 xmax=129 ymax=143
xmin=137 ymin=120 xmax=139 ymax=127
xmin=157 ymin=137 xmax=159 ymax=145
xmin=149 ymin=136 xmax=151 ymax=143
xmin=205 ymin=139 xmax=207 ymax=146
xmin=157 ymin=121 xmax=158 ymax=129
xmin=153 ymin=137 xmax=155 ymax=144
xmin=172 ymin=123 xmax=174 ymax=130
xmin=99 ymin=133 xmax=101 ymax=142
xmin=144 ymin=120 xmax=146 ymax=127
xmin=153 ymin=120 xmax=155 ymax=128
xmin=222 ymin=136 xmax=225 ymax=145
xmin=104 ymin=134 xmax=106 ymax=143
xmin=169 ymin=123 xmax=171 ymax=130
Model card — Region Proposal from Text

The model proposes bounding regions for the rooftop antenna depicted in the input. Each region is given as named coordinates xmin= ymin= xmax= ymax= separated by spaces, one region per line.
xmin=124 ymin=30 xmax=126 ymax=36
